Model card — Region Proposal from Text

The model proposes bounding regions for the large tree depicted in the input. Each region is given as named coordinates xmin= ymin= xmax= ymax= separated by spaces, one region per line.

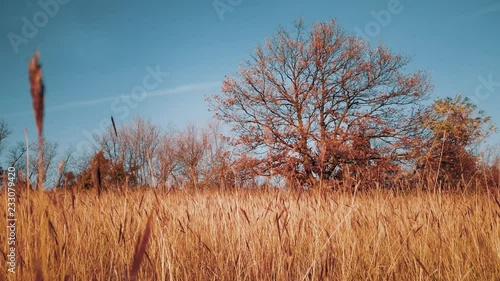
xmin=211 ymin=19 xmax=432 ymax=186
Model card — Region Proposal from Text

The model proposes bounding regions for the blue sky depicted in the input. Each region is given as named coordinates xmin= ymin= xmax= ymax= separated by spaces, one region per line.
xmin=1 ymin=0 xmax=499 ymax=164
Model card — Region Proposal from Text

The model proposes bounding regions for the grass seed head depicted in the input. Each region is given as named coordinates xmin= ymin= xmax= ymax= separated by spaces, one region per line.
xmin=29 ymin=51 xmax=45 ymax=137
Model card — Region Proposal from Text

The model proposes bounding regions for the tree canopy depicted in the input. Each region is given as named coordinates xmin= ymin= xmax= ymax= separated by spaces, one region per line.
xmin=211 ymin=18 xmax=433 ymax=186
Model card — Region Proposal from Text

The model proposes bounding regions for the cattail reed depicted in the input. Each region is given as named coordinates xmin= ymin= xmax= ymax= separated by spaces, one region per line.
xmin=28 ymin=52 xmax=45 ymax=190
xmin=111 ymin=115 xmax=118 ymax=137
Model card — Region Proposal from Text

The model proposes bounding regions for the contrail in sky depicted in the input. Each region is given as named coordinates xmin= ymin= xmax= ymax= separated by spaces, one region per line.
xmin=4 ymin=82 xmax=220 ymax=117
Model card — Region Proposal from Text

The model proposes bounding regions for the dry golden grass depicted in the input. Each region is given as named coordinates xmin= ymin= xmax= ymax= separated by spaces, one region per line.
xmin=1 ymin=188 xmax=499 ymax=280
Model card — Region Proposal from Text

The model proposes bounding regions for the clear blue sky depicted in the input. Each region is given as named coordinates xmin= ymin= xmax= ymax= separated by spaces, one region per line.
xmin=1 ymin=0 xmax=499 ymax=164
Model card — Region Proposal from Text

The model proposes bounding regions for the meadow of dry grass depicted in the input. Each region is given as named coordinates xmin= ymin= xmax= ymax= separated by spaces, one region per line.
xmin=1 ymin=187 xmax=499 ymax=280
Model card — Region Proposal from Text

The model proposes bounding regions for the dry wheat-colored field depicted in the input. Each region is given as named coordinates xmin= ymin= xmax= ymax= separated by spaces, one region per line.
xmin=1 ymin=188 xmax=499 ymax=280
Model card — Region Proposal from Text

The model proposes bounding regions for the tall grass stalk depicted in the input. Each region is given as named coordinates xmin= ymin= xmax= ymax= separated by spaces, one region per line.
xmin=24 ymin=127 xmax=29 ymax=191
xmin=28 ymin=52 xmax=45 ymax=191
